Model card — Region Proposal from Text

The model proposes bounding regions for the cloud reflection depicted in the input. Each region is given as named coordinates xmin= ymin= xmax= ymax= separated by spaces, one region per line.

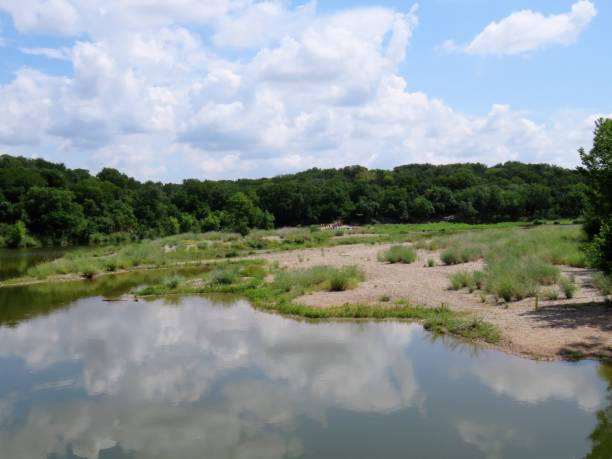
xmin=0 ymin=296 xmax=420 ymax=458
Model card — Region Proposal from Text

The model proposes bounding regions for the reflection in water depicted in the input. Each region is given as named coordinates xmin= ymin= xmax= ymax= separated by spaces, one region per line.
xmin=585 ymin=364 xmax=612 ymax=459
xmin=0 ymin=291 xmax=609 ymax=459
xmin=0 ymin=247 xmax=70 ymax=281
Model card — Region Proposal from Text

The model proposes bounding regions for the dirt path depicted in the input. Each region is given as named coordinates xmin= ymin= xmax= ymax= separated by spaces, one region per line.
xmin=259 ymin=243 xmax=612 ymax=361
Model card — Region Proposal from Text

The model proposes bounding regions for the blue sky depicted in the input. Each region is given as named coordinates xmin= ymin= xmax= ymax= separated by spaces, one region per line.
xmin=0 ymin=1 xmax=609 ymax=181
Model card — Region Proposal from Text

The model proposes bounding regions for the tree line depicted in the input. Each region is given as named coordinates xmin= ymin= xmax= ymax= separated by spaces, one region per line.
xmin=0 ymin=154 xmax=588 ymax=246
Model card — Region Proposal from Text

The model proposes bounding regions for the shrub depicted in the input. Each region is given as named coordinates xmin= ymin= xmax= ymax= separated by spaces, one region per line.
xmin=209 ymin=265 xmax=240 ymax=285
xmin=427 ymin=258 xmax=435 ymax=267
xmin=163 ymin=275 xmax=185 ymax=289
xmin=378 ymin=245 xmax=416 ymax=264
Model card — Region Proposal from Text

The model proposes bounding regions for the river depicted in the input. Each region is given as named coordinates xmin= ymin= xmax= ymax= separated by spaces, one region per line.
xmin=0 ymin=254 xmax=610 ymax=458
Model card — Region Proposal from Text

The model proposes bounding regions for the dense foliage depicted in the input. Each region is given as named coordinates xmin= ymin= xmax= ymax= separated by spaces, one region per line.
xmin=580 ymin=118 xmax=612 ymax=273
xmin=0 ymin=154 xmax=587 ymax=246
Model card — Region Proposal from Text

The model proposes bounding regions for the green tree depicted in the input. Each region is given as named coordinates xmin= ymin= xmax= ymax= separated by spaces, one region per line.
xmin=6 ymin=221 xmax=27 ymax=247
xmin=580 ymin=118 xmax=612 ymax=272
xmin=23 ymin=187 xmax=86 ymax=243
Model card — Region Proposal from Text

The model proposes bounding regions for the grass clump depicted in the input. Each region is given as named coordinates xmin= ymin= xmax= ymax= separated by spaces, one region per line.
xmin=378 ymin=245 xmax=416 ymax=264
xmin=542 ymin=288 xmax=559 ymax=300
xmin=559 ymin=276 xmax=577 ymax=299
xmin=485 ymin=256 xmax=559 ymax=302
xmin=592 ymin=273 xmax=612 ymax=296
xmin=448 ymin=270 xmax=484 ymax=292
xmin=209 ymin=264 xmax=241 ymax=285
xmin=440 ymin=246 xmax=482 ymax=265
xmin=162 ymin=275 xmax=185 ymax=290
xmin=274 ymin=265 xmax=364 ymax=293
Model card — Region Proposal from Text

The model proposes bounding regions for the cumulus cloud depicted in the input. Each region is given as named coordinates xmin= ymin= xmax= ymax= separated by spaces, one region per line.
xmin=446 ymin=0 xmax=597 ymax=56
xmin=0 ymin=0 xmax=604 ymax=180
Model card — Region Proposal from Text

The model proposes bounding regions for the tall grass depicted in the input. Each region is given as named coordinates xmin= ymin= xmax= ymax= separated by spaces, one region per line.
xmin=440 ymin=246 xmax=482 ymax=265
xmin=274 ymin=265 xmax=365 ymax=293
xmin=449 ymin=270 xmax=484 ymax=292
xmin=437 ymin=226 xmax=588 ymax=302
xmin=559 ymin=276 xmax=577 ymax=299
xmin=592 ymin=273 xmax=612 ymax=295
xmin=378 ymin=245 xmax=416 ymax=264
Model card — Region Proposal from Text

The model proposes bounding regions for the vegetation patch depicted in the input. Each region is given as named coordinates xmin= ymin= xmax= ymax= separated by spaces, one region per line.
xmin=134 ymin=259 xmax=500 ymax=344
xmin=378 ymin=245 xmax=417 ymax=264
xmin=273 ymin=265 xmax=364 ymax=293
xmin=592 ymin=273 xmax=612 ymax=296
xmin=441 ymin=246 xmax=482 ymax=265
xmin=449 ymin=270 xmax=484 ymax=292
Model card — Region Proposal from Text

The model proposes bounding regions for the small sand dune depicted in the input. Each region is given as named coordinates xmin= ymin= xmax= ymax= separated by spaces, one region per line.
xmin=259 ymin=243 xmax=612 ymax=361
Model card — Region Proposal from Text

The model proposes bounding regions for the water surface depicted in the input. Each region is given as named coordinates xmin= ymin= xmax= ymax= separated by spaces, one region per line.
xmin=0 ymin=247 xmax=71 ymax=281
xmin=0 ymin=276 xmax=610 ymax=458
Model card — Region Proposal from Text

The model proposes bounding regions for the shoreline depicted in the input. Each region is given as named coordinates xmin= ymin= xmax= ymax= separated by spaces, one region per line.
xmin=2 ymin=241 xmax=611 ymax=363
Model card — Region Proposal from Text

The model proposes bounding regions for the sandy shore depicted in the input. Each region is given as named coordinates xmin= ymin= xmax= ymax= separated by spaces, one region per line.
xmin=258 ymin=243 xmax=612 ymax=361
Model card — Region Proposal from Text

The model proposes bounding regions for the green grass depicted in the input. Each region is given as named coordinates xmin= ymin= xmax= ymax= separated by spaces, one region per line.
xmin=440 ymin=246 xmax=482 ymax=265
xmin=134 ymin=259 xmax=500 ymax=344
xmin=209 ymin=264 xmax=241 ymax=285
xmin=559 ymin=276 xmax=577 ymax=299
xmin=273 ymin=265 xmax=364 ymax=293
xmin=259 ymin=302 xmax=500 ymax=344
xmin=378 ymin=245 xmax=417 ymax=264
xmin=449 ymin=270 xmax=484 ymax=292
xmin=592 ymin=273 xmax=612 ymax=295
xmin=435 ymin=225 xmax=588 ymax=302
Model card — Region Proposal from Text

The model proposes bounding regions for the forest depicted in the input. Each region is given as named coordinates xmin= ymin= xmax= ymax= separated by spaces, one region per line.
xmin=0 ymin=154 xmax=588 ymax=247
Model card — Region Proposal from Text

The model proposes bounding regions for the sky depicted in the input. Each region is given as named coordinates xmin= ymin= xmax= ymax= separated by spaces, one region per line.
xmin=0 ymin=0 xmax=610 ymax=182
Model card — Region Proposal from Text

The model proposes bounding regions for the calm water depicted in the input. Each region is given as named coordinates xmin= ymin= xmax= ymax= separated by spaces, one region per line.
xmin=0 ymin=275 xmax=610 ymax=458
xmin=0 ymin=247 xmax=71 ymax=281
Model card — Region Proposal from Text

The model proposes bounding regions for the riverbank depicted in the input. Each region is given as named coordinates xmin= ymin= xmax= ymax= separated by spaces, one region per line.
xmin=2 ymin=224 xmax=610 ymax=362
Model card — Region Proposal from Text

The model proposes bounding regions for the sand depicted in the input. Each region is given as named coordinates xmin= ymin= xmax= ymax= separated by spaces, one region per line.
xmin=259 ymin=243 xmax=612 ymax=361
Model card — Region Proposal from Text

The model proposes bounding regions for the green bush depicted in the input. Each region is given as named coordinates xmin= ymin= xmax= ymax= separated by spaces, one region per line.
xmin=378 ymin=245 xmax=416 ymax=264
xmin=163 ymin=275 xmax=185 ymax=289
xmin=209 ymin=265 xmax=240 ymax=285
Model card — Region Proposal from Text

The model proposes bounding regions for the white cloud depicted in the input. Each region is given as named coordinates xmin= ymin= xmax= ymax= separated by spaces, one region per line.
xmin=0 ymin=0 xmax=605 ymax=180
xmin=19 ymin=47 xmax=71 ymax=60
xmin=446 ymin=0 xmax=597 ymax=56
